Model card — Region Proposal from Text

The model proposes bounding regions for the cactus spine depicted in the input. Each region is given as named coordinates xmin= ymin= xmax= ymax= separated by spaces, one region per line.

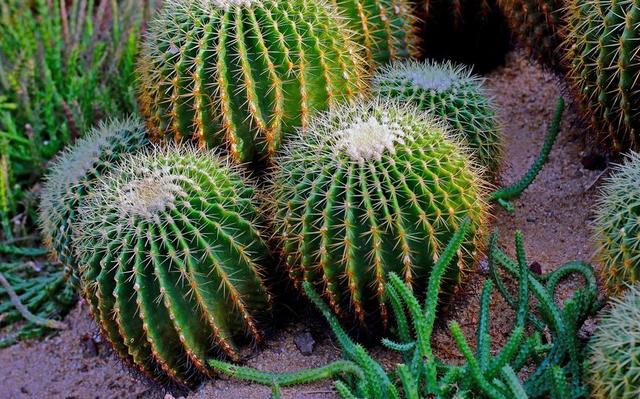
xmin=73 ymin=146 xmax=272 ymax=385
xmin=270 ymin=100 xmax=487 ymax=329
xmin=498 ymin=0 xmax=564 ymax=67
xmin=38 ymin=118 xmax=149 ymax=280
xmin=138 ymin=0 xmax=366 ymax=164
xmin=372 ymin=60 xmax=503 ymax=173
xmin=593 ymin=151 xmax=640 ymax=294
xmin=329 ymin=0 xmax=419 ymax=67
xmin=565 ymin=0 xmax=640 ymax=151
xmin=588 ymin=283 xmax=640 ymax=398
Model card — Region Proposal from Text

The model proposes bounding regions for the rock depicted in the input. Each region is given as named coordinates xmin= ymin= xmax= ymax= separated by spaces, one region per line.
xmin=581 ymin=152 xmax=607 ymax=171
xmin=529 ymin=261 xmax=543 ymax=275
xmin=81 ymin=334 xmax=99 ymax=358
xmin=293 ymin=331 xmax=315 ymax=356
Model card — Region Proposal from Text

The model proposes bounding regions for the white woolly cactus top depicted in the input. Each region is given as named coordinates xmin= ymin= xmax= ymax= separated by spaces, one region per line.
xmin=334 ymin=115 xmax=407 ymax=163
xmin=288 ymin=99 xmax=471 ymax=167
xmin=372 ymin=60 xmax=479 ymax=92
xmin=209 ymin=0 xmax=259 ymax=9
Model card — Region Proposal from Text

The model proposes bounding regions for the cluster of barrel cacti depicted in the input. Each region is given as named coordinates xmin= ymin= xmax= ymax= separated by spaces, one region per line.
xmin=20 ymin=0 xmax=640 ymax=395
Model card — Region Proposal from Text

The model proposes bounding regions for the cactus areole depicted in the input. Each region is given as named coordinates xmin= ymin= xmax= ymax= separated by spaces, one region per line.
xmin=138 ymin=0 xmax=366 ymax=164
xmin=271 ymin=100 xmax=487 ymax=330
xmin=73 ymin=146 xmax=273 ymax=385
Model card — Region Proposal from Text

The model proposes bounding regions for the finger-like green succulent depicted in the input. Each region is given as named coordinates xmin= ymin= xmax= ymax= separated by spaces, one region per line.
xmin=138 ymin=0 xmax=366 ymax=164
xmin=498 ymin=0 xmax=564 ymax=68
xmin=588 ymin=283 xmax=640 ymax=398
xmin=270 ymin=99 xmax=488 ymax=330
xmin=593 ymin=151 xmax=640 ymax=294
xmin=38 ymin=118 xmax=149 ymax=281
xmin=329 ymin=0 xmax=419 ymax=68
xmin=372 ymin=60 xmax=503 ymax=173
xmin=73 ymin=145 xmax=273 ymax=385
xmin=565 ymin=0 xmax=640 ymax=151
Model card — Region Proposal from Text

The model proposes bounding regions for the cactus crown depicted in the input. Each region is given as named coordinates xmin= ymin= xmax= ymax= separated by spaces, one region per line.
xmin=74 ymin=145 xmax=272 ymax=385
xmin=372 ymin=60 xmax=503 ymax=172
xmin=593 ymin=151 xmax=640 ymax=294
xmin=38 ymin=117 xmax=149 ymax=275
xmin=271 ymin=99 xmax=487 ymax=329
xmin=138 ymin=0 xmax=366 ymax=163
xmin=588 ymin=283 xmax=640 ymax=398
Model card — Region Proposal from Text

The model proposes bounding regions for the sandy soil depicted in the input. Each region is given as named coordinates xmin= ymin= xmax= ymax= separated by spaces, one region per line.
xmin=0 ymin=51 xmax=605 ymax=399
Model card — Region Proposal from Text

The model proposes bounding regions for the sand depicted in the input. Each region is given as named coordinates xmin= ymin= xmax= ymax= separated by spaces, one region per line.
xmin=0 ymin=51 xmax=606 ymax=399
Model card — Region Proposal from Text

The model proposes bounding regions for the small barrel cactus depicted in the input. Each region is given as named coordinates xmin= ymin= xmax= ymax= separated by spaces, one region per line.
xmin=593 ymin=152 xmax=640 ymax=294
xmin=329 ymin=0 xmax=419 ymax=67
xmin=38 ymin=118 xmax=149 ymax=280
xmin=73 ymin=145 xmax=273 ymax=385
xmin=270 ymin=99 xmax=487 ymax=330
xmin=138 ymin=0 xmax=366 ymax=164
xmin=565 ymin=0 xmax=640 ymax=151
xmin=372 ymin=60 xmax=503 ymax=173
xmin=498 ymin=0 xmax=564 ymax=68
xmin=588 ymin=283 xmax=640 ymax=398
xmin=420 ymin=0 xmax=509 ymax=71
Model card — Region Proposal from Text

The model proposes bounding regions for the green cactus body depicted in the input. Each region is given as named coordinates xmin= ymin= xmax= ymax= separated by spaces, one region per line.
xmin=588 ymin=283 xmax=640 ymax=398
xmin=38 ymin=118 xmax=149 ymax=280
xmin=73 ymin=146 xmax=272 ymax=385
xmin=498 ymin=0 xmax=564 ymax=67
xmin=593 ymin=152 xmax=640 ymax=294
xmin=565 ymin=0 xmax=640 ymax=151
xmin=329 ymin=0 xmax=419 ymax=67
xmin=423 ymin=0 xmax=495 ymax=26
xmin=270 ymin=100 xmax=487 ymax=329
xmin=372 ymin=60 xmax=503 ymax=173
xmin=138 ymin=0 xmax=366 ymax=164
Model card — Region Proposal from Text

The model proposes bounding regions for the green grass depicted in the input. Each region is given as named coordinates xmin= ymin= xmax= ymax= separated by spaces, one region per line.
xmin=0 ymin=0 xmax=158 ymax=239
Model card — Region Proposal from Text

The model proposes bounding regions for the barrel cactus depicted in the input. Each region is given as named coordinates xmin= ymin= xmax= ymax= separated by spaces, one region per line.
xmin=270 ymin=100 xmax=488 ymax=330
xmin=38 ymin=118 xmax=149 ymax=280
xmin=138 ymin=0 xmax=366 ymax=164
xmin=565 ymin=0 xmax=640 ymax=151
xmin=588 ymin=283 xmax=640 ymax=398
xmin=329 ymin=0 xmax=419 ymax=67
xmin=73 ymin=146 xmax=273 ymax=385
xmin=498 ymin=0 xmax=564 ymax=67
xmin=372 ymin=60 xmax=503 ymax=173
xmin=420 ymin=0 xmax=509 ymax=71
xmin=593 ymin=151 xmax=640 ymax=294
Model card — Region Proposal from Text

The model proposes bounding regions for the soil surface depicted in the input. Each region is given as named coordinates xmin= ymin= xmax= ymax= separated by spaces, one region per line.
xmin=0 ymin=51 xmax=605 ymax=399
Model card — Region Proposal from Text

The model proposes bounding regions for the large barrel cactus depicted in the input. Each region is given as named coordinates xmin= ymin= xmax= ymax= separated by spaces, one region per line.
xmin=270 ymin=100 xmax=487 ymax=329
xmin=372 ymin=60 xmax=503 ymax=173
xmin=593 ymin=151 xmax=640 ymax=294
xmin=38 ymin=118 xmax=149 ymax=280
xmin=419 ymin=0 xmax=510 ymax=71
xmin=498 ymin=0 xmax=564 ymax=68
xmin=329 ymin=0 xmax=419 ymax=67
xmin=73 ymin=146 xmax=273 ymax=385
xmin=565 ymin=0 xmax=640 ymax=151
xmin=588 ymin=283 xmax=640 ymax=398
xmin=138 ymin=0 xmax=366 ymax=164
